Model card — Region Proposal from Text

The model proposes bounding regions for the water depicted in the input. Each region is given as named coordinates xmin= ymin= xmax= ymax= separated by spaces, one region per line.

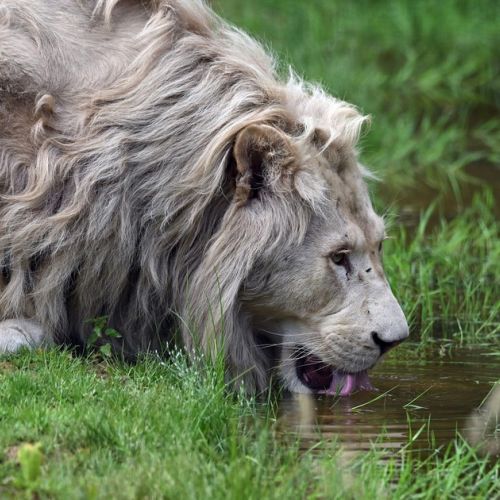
xmin=278 ymin=345 xmax=500 ymax=458
xmin=380 ymin=164 xmax=500 ymax=228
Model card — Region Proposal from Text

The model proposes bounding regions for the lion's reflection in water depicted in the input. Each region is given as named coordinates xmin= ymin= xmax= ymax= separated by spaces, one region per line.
xmin=466 ymin=386 xmax=500 ymax=457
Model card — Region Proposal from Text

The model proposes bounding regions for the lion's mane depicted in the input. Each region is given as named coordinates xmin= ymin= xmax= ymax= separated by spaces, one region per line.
xmin=0 ymin=0 xmax=365 ymax=390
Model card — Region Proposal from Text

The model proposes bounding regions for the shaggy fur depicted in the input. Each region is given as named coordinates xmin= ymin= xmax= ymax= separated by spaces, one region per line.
xmin=0 ymin=0 xmax=407 ymax=393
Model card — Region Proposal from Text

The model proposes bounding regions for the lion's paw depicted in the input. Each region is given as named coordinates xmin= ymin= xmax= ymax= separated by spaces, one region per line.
xmin=0 ymin=319 xmax=46 ymax=353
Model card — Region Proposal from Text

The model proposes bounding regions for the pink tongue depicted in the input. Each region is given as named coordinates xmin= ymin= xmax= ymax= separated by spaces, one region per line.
xmin=322 ymin=370 xmax=374 ymax=396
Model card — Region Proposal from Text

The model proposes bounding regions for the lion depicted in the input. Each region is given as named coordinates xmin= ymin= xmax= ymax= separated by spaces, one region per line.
xmin=0 ymin=0 xmax=408 ymax=395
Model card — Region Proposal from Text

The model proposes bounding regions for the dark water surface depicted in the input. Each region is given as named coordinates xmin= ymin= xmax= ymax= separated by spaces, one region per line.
xmin=380 ymin=163 xmax=500 ymax=227
xmin=278 ymin=345 xmax=500 ymax=458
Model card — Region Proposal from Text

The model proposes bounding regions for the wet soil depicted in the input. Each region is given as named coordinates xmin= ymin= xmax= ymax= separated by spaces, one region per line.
xmin=278 ymin=346 xmax=500 ymax=458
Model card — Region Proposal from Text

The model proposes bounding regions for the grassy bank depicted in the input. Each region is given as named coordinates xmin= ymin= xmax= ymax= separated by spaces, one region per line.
xmin=0 ymin=350 xmax=498 ymax=499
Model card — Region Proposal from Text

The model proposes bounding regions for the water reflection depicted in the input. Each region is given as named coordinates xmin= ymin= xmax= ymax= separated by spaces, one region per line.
xmin=466 ymin=385 xmax=500 ymax=457
xmin=278 ymin=346 xmax=500 ymax=458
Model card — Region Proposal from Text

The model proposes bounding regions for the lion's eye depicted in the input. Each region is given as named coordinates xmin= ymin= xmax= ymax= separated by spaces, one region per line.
xmin=330 ymin=251 xmax=351 ymax=273
xmin=331 ymin=252 xmax=346 ymax=265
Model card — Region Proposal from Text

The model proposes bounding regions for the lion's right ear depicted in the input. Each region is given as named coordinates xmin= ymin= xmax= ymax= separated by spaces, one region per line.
xmin=233 ymin=124 xmax=296 ymax=205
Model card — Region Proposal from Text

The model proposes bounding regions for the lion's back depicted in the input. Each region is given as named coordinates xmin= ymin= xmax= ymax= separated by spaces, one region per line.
xmin=0 ymin=0 xmax=278 ymax=351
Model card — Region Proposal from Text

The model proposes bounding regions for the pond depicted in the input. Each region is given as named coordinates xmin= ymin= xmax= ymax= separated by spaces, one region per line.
xmin=278 ymin=345 xmax=500 ymax=458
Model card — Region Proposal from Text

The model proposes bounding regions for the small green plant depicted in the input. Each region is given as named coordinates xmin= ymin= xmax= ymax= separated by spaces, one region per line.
xmin=13 ymin=442 xmax=44 ymax=493
xmin=86 ymin=316 xmax=122 ymax=358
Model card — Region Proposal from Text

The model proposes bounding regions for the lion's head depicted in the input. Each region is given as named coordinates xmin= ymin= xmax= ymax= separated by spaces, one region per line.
xmin=184 ymin=85 xmax=408 ymax=396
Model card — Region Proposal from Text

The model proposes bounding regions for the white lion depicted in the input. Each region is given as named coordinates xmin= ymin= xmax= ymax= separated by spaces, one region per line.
xmin=0 ymin=0 xmax=408 ymax=394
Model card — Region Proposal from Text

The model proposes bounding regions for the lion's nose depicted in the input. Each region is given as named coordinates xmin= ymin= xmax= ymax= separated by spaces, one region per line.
xmin=371 ymin=331 xmax=405 ymax=354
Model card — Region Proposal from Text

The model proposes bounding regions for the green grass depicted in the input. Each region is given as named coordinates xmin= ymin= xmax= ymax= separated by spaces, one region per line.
xmin=0 ymin=350 xmax=498 ymax=499
xmin=1 ymin=0 xmax=499 ymax=497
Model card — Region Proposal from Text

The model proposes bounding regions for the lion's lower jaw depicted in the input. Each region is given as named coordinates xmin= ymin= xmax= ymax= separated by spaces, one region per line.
xmin=279 ymin=354 xmax=315 ymax=394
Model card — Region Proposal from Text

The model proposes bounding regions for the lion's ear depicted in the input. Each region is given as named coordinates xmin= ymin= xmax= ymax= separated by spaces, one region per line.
xmin=233 ymin=124 xmax=296 ymax=205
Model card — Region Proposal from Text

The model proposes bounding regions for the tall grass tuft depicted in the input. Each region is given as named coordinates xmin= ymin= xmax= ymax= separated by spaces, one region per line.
xmin=384 ymin=190 xmax=499 ymax=343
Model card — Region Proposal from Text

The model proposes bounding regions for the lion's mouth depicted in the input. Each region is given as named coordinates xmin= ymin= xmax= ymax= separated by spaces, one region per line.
xmin=295 ymin=347 xmax=374 ymax=396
